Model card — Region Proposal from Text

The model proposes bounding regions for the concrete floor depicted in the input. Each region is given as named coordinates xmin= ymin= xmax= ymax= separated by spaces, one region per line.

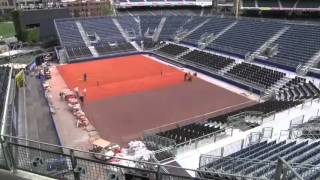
xmin=17 ymin=74 xmax=60 ymax=146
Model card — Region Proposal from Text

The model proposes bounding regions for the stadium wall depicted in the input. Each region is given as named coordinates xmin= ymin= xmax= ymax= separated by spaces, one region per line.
xmin=13 ymin=8 xmax=70 ymax=43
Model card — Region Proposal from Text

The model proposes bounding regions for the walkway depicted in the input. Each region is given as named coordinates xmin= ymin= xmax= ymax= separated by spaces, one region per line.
xmin=49 ymin=65 xmax=94 ymax=150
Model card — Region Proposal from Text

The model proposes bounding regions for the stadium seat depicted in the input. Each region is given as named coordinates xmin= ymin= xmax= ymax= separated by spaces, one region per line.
xmin=226 ymin=62 xmax=285 ymax=89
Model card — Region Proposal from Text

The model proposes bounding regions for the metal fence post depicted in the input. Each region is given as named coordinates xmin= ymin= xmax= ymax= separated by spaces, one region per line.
xmin=221 ymin=147 xmax=224 ymax=157
xmin=275 ymin=158 xmax=283 ymax=180
xmin=156 ymin=164 xmax=161 ymax=180
xmin=240 ymin=139 xmax=244 ymax=150
xmin=0 ymin=138 xmax=15 ymax=171
xmin=70 ymin=149 xmax=80 ymax=180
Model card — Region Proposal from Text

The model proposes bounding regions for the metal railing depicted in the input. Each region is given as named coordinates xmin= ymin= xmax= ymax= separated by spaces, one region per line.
xmin=144 ymin=99 xmax=255 ymax=135
xmin=0 ymin=134 xmax=270 ymax=180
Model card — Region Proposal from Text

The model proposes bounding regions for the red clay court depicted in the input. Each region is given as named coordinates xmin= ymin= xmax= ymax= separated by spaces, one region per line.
xmin=58 ymin=55 xmax=185 ymax=102
xmin=58 ymin=55 xmax=256 ymax=145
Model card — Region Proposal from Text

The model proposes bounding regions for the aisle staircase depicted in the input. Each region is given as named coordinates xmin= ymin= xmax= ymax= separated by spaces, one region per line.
xmin=296 ymin=50 xmax=320 ymax=76
xmin=220 ymin=62 xmax=238 ymax=75
xmin=200 ymin=21 xmax=238 ymax=50
xmin=263 ymin=76 xmax=292 ymax=100
xmin=174 ymin=18 xmax=210 ymax=43
xmin=176 ymin=48 xmax=193 ymax=59
xmin=75 ymin=21 xmax=99 ymax=57
xmin=112 ymin=18 xmax=131 ymax=42
xmin=153 ymin=17 xmax=166 ymax=42
xmin=246 ymin=26 xmax=290 ymax=62
xmin=75 ymin=21 xmax=91 ymax=47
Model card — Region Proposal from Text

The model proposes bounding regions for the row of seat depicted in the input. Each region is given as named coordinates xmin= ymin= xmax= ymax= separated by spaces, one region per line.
xmin=159 ymin=16 xmax=190 ymax=40
xmin=117 ymin=16 xmax=140 ymax=38
xmin=207 ymin=100 xmax=301 ymax=125
xmin=93 ymin=42 xmax=135 ymax=55
xmin=65 ymin=46 xmax=92 ymax=60
xmin=157 ymin=100 xmax=301 ymax=145
xmin=269 ymin=25 xmax=320 ymax=68
xmin=156 ymin=43 xmax=189 ymax=56
xmin=227 ymin=63 xmax=285 ymax=89
xmin=157 ymin=123 xmax=223 ymax=144
xmin=55 ymin=20 xmax=85 ymax=46
xmin=207 ymin=20 xmax=284 ymax=57
xmin=200 ymin=140 xmax=320 ymax=180
xmin=180 ymin=49 xmax=235 ymax=71
xmin=144 ymin=142 xmax=174 ymax=161
xmin=276 ymin=77 xmax=320 ymax=101
xmin=56 ymin=16 xmax=320 ymax=70
xmin=243 ymin=0 xmax=320 ymax=8
xmin=80 ymin=17 xmax=126 ymax=42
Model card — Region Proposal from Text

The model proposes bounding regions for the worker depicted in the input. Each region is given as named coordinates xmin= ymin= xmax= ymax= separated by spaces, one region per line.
xmin=74 ymin=87 xmax=79 ymax=97
xmin=79 ymin=95 xmax=84 ymax=104
xmin=193 ymin=72 xmax=197 ymax=77
xmin=83 ymin=73 xmax=87 ymax=82
xmin=83 ymin=88 xmax=87 ymax=97
xmin=188 ymin=72 xmax=192 ymax=82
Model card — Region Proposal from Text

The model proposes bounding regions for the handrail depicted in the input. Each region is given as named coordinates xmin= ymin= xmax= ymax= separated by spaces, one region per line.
xmin=1 ymin=66 xmax=13 ymax=135
xmin=1 ymin=134 xmax=268 ymax=180
xmin=278 ymin=157 xmax=304 ymax=180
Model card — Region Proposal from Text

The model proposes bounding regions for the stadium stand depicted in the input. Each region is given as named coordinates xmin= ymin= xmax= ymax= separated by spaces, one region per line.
xmin=181 ymin=17 xmax=235 ymax=46
xmin=299 ymin=117 xmax=320 ymax=139
xmin=157 ymin=100 xmax=301 ymax=145
xmin=157 ymin=123 xmax=223 ymax=145
xmin=264 ymin=25 xmax=320 ymax=69
xmin=145 ymin=142 xmax=175 ymax=161
xmin=257 ymin=0 xmax=278 ymax=7
xmin=242 ymin=0 xmax=255 ymax=7
xmin=276 ymin=77 xmax=320 ymax=101
xmin=179 ymin=16 xmax=208 ymax=33
xmin=199 ymin=140 xmax=320 ymax=179
xmin=117 ymin=16 xmax=140 ymax=38
xmin=242 ymin=0 xmax=320 ymax=9
xmin=55 ymin=20 xmax=84 ymax=46
xmin=65 ymin=45 xmax=92 ymax=60
xmin=207 ymin=20 xmax=284 ymax=57
xmin=156 ymin=43 xmax=189 ymax=56
xmin=158 ymin=16 xmax=189 ymax=40
xmin=281 ymin=0 xmax=297 ymax=8
xmin=55 ymin=16 xmax=320 ymax=69
xmin=180 ymin=49 xmax=235 ymax=71
xmin=93 ymin=42 xmax=135 ymax=55
xmin=296 ymin=0 xmax=320 ymax=8
xmin=142 ymin=39 xmax=157 ymax=49
xmin=226 ymin=62 xmax=285 ymax=89
xmin=140 ymin=16 xmax=162 ymax=37
xmin=80 ymin=17 xmax=126 ymax=42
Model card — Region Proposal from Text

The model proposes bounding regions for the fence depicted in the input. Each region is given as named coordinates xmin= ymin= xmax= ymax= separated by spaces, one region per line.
xmin=0 ymin=134 xmax=271 ymax=180
xmin=204 ymin=127 xmax=273 ymax=158
xmin=175 ymin=127 xmax=234 ymax=155
xmin=144 ymin=99 xmax=255 ymax=136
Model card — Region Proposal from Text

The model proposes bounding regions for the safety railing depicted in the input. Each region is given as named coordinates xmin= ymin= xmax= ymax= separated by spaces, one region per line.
xmin=144 ymin=99 xmax=254 ymax=136
xmin=0 ymin=134 xmax=270 ymax=180
xmin=175 ymin=127 xmax=233 ymax=155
